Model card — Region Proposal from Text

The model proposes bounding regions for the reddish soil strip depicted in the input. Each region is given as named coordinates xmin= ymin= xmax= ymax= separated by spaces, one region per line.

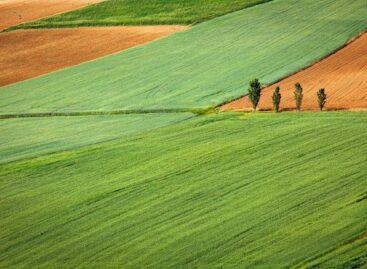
xmin=0 ymin=26 xmax=188 ymax=86
xmin=221 ymin=33 xmax=367 ymax=111
xmin=0 ymin=0 xmax=102 ymax=31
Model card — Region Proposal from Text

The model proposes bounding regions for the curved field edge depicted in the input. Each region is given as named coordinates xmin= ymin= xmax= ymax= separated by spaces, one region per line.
xmin=0 ymin=112 xmax=366 ymax=267
xmin=220 ymin=31 xmax=367 ymax=111
xmin=0 ymin=0 xmax=366 ymax=114
xmin=5 ymin=0 xmax=273 ymax=31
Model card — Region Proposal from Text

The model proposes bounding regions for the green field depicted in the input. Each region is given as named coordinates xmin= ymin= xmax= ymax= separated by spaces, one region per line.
xmin=1 ymin=0 xmax=367 ymax=266
xmin=1 ymin=112 xmax=366 ymax=267
xmin=8 ymin=0 xmax=271 ymax=29
xmin=0 ymin=113 xmax=193 ymax=164
xmin=1 ymin=0 xmax=366 ymax=115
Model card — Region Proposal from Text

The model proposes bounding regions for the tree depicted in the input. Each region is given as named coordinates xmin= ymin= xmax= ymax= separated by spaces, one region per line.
xmin=272 ymin=86 xmax=281 ymax=112
xmin=294 ymin=83 xmax=304 ymax=111
xmin=248 ymin=79 xmax=262 ymax=111
xmin=317 ymin=88 xmax=327 ymax=111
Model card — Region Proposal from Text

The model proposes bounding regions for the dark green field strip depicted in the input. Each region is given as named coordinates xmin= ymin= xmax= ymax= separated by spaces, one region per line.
xmin=0 ymin=112 xmax=366 ymax=267
xmin=1 ymin=0 xmax=366 ymax=114
xmin=0 ymin=113 xmax=193 ymax=164
xmin=7 ymin=0 xmax=271 ymax=30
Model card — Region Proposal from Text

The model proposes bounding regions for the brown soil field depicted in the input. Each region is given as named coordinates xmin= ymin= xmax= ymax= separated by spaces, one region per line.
xmin=0 ymin=26 xmax=188 ymax=86
xmin=221 ymin=33 xmax=367 ymax=111
xmin=0 ymin=0 xmax=102 ymax=31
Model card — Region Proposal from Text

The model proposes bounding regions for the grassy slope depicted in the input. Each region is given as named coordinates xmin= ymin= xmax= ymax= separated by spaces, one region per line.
xmin=1 ymin=0 xmax=366 ymax=114
xmin=0 ymin=113 xmax=193 ymax=164
xmin=0 ymin=112 xmax=366 ymax=267
xmin=9 ymin=0 xmax=271 ymax=29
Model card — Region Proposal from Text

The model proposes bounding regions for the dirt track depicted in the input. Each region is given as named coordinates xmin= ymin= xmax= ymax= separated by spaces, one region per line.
xmin=0 ymin=26 xmax=187 ymax=86
xmin=221 ymin=33 xmax=367 ymax=111
xmin=0 ymin=0 xmax=102 ymax=30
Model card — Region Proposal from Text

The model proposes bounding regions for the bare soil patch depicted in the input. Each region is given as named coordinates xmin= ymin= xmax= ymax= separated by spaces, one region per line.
xmin=221 ymin=33 xmax=367 ymax=111
xmin=0 ymin=26 xmax=188 ymax=86
xmin=0 ymin=0 xmax=102 ymax=31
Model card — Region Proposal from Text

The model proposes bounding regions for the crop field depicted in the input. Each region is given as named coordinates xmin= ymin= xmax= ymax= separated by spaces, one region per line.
xmin=0 ymin=112 xmax=366 ymax=267
xmin=9 ymin=0 xmax=272 ymax=29
xmin=0 ymin=113 xmax=193 ymax=164
xmin=1 ymin=0 xmax=366 ymax=114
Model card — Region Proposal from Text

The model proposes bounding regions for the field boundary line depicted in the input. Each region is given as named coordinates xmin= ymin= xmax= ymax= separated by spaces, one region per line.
xmin=0 ymin=108 xmax=214 ymax=119
xmin=1 ymin=107 xmax=367 ymax=120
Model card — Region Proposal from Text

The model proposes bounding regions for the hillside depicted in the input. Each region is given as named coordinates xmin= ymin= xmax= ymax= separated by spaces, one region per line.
xmin=1 ymin=0 xmax=366 ymax=267
xmin=1 ymin=0 xmax=366 ymax=114
xmin=0 ymin=112 xmax=366 ymax=267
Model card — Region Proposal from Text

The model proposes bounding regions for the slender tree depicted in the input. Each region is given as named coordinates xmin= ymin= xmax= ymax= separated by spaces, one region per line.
xmin=294 ymin=83 xmax=304 ymax=111
xmin=248 ymin=79 xmax=262 ymax=111
xmin=272 ymin=86 xmax=281 ymax=112
xmin=317 ymin=88 xmax=327 ymax=111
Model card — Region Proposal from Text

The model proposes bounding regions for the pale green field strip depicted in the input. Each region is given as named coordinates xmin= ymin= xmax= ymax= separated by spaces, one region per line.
xmin=7 ymin=0 xmax=272 ymax=30
xmin=1 ymin=0 xmax=366 ymax=114
xmin=0 ymin=112 xmax=366 ymax=267
xmin=0 ymin=113 xmax=193 ymax=164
